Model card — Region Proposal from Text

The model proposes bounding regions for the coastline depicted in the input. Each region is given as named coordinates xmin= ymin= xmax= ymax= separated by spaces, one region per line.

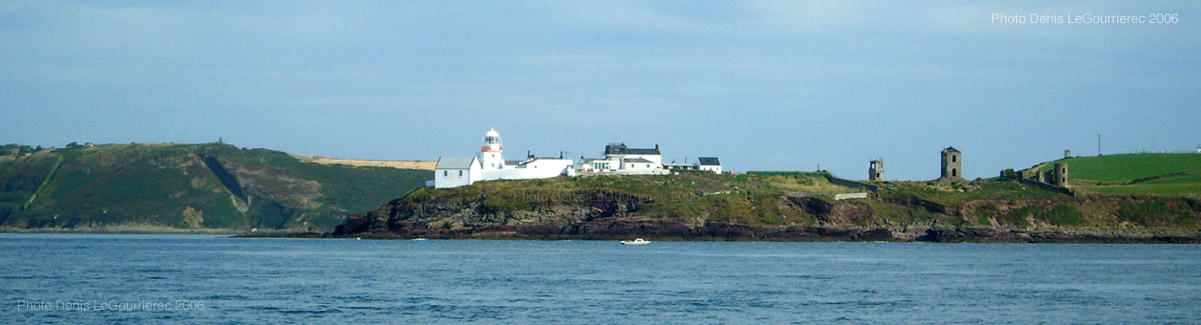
xmin=6 ymin=226 xmax=1196 ymax=243
xmin=240 ymin=226 xmax=1201 ymax=244
xmin=2 ymin=225 xmax=258 ymax=235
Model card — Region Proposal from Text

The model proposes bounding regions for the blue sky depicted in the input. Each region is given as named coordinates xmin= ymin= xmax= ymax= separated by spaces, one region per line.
xmin=2 ymin=1 xmax=1198 ymax=180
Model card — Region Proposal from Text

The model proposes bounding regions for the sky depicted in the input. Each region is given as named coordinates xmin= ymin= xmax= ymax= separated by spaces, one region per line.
xmin=2 ymin=1 xmax=1199 ymax=180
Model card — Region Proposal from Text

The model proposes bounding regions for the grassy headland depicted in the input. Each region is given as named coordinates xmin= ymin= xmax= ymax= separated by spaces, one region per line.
xmin=0 ymin=143 xmax=430 ymax=232
xmin=332 ymin=162 xmax=1201 ymax=242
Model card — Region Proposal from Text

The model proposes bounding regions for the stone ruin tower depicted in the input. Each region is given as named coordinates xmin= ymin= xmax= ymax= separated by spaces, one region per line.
xmin=1051 ymin=163 xmax=1069 ymax=187
xmin=868 ymin=159 xmax=883 ymax=182
xmin=940 ymin=146 xmax=963 ymax=181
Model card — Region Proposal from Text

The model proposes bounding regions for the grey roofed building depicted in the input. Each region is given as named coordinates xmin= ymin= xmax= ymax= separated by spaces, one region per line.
xmin=697 ymin=157 xmax=721 ymax=166
xmin=664 ymin=162 xmax=697 ymax=169
xmin=604 ymin=143 xmax=660 ymax=155
xmin=624 ymin=158 xmax=654 ymax=163
xmin=436 ymin=157 xmax=477 ymax=169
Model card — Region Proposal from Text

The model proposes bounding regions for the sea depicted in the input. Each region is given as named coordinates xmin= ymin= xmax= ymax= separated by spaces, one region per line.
xmin=2 ymin=234 xmax=1199 ymax=324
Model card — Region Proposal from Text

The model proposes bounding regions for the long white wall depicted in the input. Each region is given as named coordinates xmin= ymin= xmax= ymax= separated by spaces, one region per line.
xmin=479 ymin=159 xmax=573 ymax=181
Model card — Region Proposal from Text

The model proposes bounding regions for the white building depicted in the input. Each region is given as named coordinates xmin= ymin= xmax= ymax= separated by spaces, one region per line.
xmin=433 ymin=129 xmax=724 ymax=188
xmin=433 ymin=157 xmax=480 ymax=188
xmin=434 ymin=129 xmax=575 ymax=188
xmin=578 ymin=143 xmax=668 ymax=175
xmin=697 ymin=157 xmax=722 ymax=174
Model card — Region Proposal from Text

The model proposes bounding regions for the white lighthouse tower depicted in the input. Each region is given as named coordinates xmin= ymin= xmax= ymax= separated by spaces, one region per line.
xmin=479 ymin=128 xmax=505 ymax=170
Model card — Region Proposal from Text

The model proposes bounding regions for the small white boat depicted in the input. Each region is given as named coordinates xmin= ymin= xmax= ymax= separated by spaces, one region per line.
xmin=621 ymin=238 xmax=651 ymax=246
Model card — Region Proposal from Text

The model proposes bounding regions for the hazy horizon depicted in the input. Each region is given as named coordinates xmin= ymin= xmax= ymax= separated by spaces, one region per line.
xmin=3 ymin=1 xmax=1198 ymax=180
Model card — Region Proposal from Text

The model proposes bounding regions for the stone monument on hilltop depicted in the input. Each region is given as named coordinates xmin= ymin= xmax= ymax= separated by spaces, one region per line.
xmin=939 ymin=146 xmax=963 ymax=182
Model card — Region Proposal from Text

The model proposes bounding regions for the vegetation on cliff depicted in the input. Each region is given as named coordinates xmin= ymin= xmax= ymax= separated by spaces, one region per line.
xmin=0 ymin=143 xmax=430 ymax=231
xmin=334 ymin=165 xmax=1201 ymax=242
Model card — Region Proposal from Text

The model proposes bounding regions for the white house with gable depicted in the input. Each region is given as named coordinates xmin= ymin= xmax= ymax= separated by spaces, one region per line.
xmin=434 ymin=129 xmax=575 ymax=188
xmin=433 ymin=156 xmax=480 ymax=188
xmin=697 ymin=157 xmax=722 ymax=174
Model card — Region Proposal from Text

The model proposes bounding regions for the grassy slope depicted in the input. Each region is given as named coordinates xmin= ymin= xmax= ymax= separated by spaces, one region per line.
xmin=1040 ymin=153 xmax=1201 ymax=181
xmin=878 ymin=180 xmax=1071 ymax=206
xmin=399 ymin=171 xmax=1144 ymax=230
xmin=874 ymin=180 xmax=1090 ymax=229
xmin=1085 ymin=182 xmax=1201 ymax=195
xmin=0 ymin=143 xmax=431 ymax=231
xmin=1037 ymin=153 xmax=1201 ymax=195
xmin=387 ymin=168 xmax=1201 ymax=233
xmin=406 ymin=171 xmax=864 ymax=226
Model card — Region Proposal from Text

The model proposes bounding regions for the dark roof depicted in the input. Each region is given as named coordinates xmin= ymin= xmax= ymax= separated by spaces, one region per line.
xmin=943 ymin=146 xmax=960 ymax=153
xmin=504 ymin=160 xmax=524 ymax=166
xmin=604 ymin=143 xmax=660 ymax=155
xmin=624 ymin=158 xmax=653 ymax=163
xmin=697 ymin=157 xmax=721 ymax=166
xmin=436 ymin=157 xmax=476 ymax=169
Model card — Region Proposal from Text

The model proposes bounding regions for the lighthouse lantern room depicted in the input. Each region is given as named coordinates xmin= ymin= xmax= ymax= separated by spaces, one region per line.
xmin=480 ymin=128 xmax=505 ymax=170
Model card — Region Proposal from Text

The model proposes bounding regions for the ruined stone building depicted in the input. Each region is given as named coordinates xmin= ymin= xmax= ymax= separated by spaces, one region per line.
xmin=1051 ymin=163 xmax=1069 ymax=187
xmin=940 ymin=146 xmax=963 ymax=181
xmin=868 ymin=159 xmax=883 ymax=182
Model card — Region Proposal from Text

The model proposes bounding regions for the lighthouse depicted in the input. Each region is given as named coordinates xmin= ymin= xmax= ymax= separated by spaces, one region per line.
xmin=438 ymin=127 xmax=671 ymax=188
xmin=479 ymin=128 xmax=505 ymax=170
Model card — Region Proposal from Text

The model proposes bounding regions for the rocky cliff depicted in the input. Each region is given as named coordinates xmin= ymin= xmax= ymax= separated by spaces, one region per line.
xmin=331 ymin=172 xmax=1201 ymax=243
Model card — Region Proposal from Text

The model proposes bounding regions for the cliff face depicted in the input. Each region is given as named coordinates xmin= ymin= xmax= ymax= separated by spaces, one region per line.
xmin=337 ymin=190 xmax=712 ymax=238
xmin=332 ymin=174 xmax=1201 ymax=243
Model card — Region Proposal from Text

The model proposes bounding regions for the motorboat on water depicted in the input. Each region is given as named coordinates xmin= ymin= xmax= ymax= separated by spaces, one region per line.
xmin=620 ymin=238 xmax=651 ymax=246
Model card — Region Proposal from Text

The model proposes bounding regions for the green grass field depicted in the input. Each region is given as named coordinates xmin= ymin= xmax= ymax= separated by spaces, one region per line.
xmin=1040 ymin=153 xmax=1201 ymax=182
xmin=1080 ymin=173 xmax=1201 ymax=196
xmin=1032 ymin=153 xmax=1201 ymax=195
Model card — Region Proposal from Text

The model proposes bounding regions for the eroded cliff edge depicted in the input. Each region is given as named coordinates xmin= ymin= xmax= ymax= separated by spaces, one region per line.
xmin=331 ymin=172 xmax=1201 ymax=243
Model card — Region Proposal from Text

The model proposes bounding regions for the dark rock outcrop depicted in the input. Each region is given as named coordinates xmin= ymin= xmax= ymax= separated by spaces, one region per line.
xmin=330 ymin=183 xmax=1201 ymax=243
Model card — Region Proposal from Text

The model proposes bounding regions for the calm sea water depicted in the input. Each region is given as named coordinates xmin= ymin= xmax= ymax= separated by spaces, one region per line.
xmin=1 ymin=234 xmax=1199 ymax=324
